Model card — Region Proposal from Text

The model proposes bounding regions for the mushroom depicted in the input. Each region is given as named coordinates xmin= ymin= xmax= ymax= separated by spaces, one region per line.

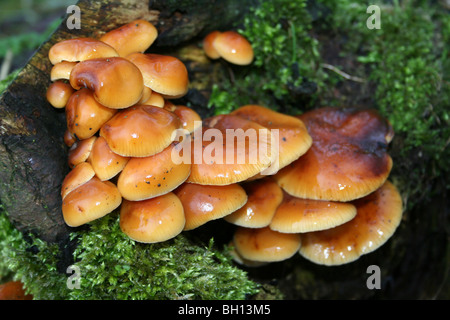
xmin=0 ymin=281 xmax=33 ymax=300
xmin=46 ymin=80 xmax=75 ymax=109
xmin=136 ymin=86 xmax=153 ymax=105
xmin=99 ymin=19 xmax=158 ymax=57
xmin=163 ymin=102 xmax=202 ymax=134
xmin=119 ymin=192 xmax=185 ymax=243
xmin=117 ymin=142 xmax=191 ymax=201
xmin=269 ymin=192 xmax=357 ymax=233
xmin=141 ymin=91 xmax=164 ymax=107
xmin=126 ymin=53 xmax=189 ymax=99
xmin=48 ymin=37 xmax=119 ymax=65
xmin=274 ymin=107 xmax=394 ymax=202
xmin=232 ymin=226 xmax=301 ymax=263
xmin=173 ymin=182 xmax=247 ymax=231
xmin=65 ymin=88 xmax=118 ymax=140
xmin=202 ymin=30 xmax=221 ymax=59
xmin=50 ymin=61 xmax=77 ymax=81
xmin=62 ymin=176 xmax=122 ymax=227
xmin=69 ymin=57 xmax=144 ymax=109
xmin=99 ymin=105 xmax=181 ymax=157
xmin=211 ymin=31 xmax=254 ymax=65
xmin=224 ymin=178 xmax=283 ymax=228
xmin=64 ymin=129 xmax=77 ymax=148
xmin=87 ymin=136 xmax=129 ymax=181
xmin=61 ymin=161 xmax=95 ymax=200
xmin=299 ymin=181 xmax=403 ymax=266
xmin=67 ymin=136 xmax=97 ymax=168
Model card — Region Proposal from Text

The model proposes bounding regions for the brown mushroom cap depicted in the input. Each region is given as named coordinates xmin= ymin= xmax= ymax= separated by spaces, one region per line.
xmin=99 ymin=19 xmax=158 ymax=57
xmin=88 ymin=136 xmax=129 ymax=181
xmin=141 ymin=91 xmax=164 ymax=107
xmin=117 ymin=143 xmax=191 ymax=201
xmin=64 ymin=129 xmax=77 ymax=148
xmin=126 ymin=53 xmax=189 ymax=98
xmin=62 ymin=176 xmax=122 ymax=227
xmin=231 ymin=104 xmax=312 ymax=173
xmin=46 ymin=80 xmax=75 ymax=109
xmin=186 ymin=115 xmax=275 ymax=185
xmin=67 ymin=136 xmax=97 ymax=168
xmin=202 ymin=31 xmax=221 ymax=59
xmin=299 ymin=181 xmax=403 ymax=266
xmin=48 ymin=37 xmax=119 ymax=65
xmin=274 ymin=107 xmax=394 ymax=202
xmin=163 ymin=103 xmax=202 ymax=133
xmin=61 ymin=161 xmax=95 ymax=200
xmin=233 ymin=226 xmax=301 ymax=262
xmin=119 ymin=192 xmax=185 ymax=243
xmin=269 ymin=192 xmax=357 ymax=233
xmin=174 ymin=182 xmax=247 ymax=231
xmin=69 ymin=57 xmax=144 ymax=109
xmin=212 ymin=31 xmax=254 ymax=65
xmin=50 ymin=61 xmax=77 ymax=81
xmin=65 ymin=88 xmax=117 ymax=140
xmin=136 ymin=86 xmax=153 ymax=104
xmin=224 ymin=178 xmax=283 ymax=228
xmin=99 ymin=105 xmax=181 ymax=157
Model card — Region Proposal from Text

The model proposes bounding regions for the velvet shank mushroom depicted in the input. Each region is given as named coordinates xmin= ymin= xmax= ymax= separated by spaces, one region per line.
xmin=46 ymin=80 xmax=75 ymax=109
xmin=275 ymin=107 xmax=394 ymax=202
xmin=211 ymin=31 xmax=254 ymax=65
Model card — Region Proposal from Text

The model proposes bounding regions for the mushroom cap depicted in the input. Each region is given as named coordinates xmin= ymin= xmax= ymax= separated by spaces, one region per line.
xmin=69 ymin=57 xmax=144 ymax=109
xmin=202 ymin=31 xmax=221 ymax=59
xmin=212 ymin=31 xmax=254 ymax=65
xmin=126 ymin=53 xmax=189 ymax=98
xmin=61 ymin=161 xmax=95 ymax=200
xmin=87 ymin=136 xmax=129 ymax=181
xmin=100 ymin=105 xmax=181 ymax=157
xmin=224 ymin=178 xmax=283 ymax=228
xmin=48 ymin=37 xmax=119 ymax=65
xmin=65 ymin=88 xmax=117 ymax=140
xmin=174 ymin=182 xmax=247 ymax=231
xmin=117 ymin=143 xmax=191 ymax=201
xmin=50 ymin=61 xmax=77 ymax=81
xmin=119 ymin=192 xmax=185 ymax=243
xmin=46 ymin=80 xmax=75 ymax=109
xmin=269 ymin=192 xmax=357 ymax=233
xmin=62 ymin=177 xmax=122 ymax=227
xmin=163 ymin=103 xmax=202 ymax=133
xmin=233 ymin=226 xmax=301 ymax=262
xmin=187 ymin=115 xmax=275 ymax=185
xmin=67 ymin=136 xmax=97 ymax=168
xmin=299 ymin=181 xmax=403 ymax=266
xmin=64 ymin=129 xmax=77 ymax=148
xmin=99 ymin=19 xmax=158 ymax=57
xmin=136 ymin=86 xmax=153 ymax=104
xmin=274 ymin=107 xmax=394 ymax=202
xmin=231 ymin=104 xmax=312 ymax=173
xmin=141 ymin=91 xmax=164 ymax=107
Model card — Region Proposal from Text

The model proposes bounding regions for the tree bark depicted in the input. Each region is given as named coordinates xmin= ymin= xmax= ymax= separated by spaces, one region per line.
xmin=0 ymin=0 xmax=248 ymax=243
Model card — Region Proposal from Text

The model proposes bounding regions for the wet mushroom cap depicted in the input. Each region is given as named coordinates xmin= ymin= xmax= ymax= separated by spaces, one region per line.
xmin=233 ymin=226 xmax=301 ymax=262
xmin=62 ymin=176 xmax=122 ymax=227
xmin=67 ymin=136 xmax=97 ymax=168
xmin=100 ymin=105 xmax=181 ymax=157
xmin=141 ymin=91 xmax=164 ymax=107
xmin=212 ymin=31 xmax=254 ymax=65
xmin=117 ymin=142 xmax=191 ymax=201
xmin=119 ymin=192 xmax=185 ymax=243
xmin=202 ymin=30 xmax=221 ymax=59
xmin=61 ymin=161 xmax=95 ymax=200
xmin=46 ymin=80 xmax=75 ymax=109
xmin=269 ymin=192 xmax=357 ymax=233
xmin=99 ymin=19 xmax=158 ymax=57
xmin=224 ymin=178 xmax=283 ymax=228
xmin=174 ymin=182 xmax=247 ymax=231
xmin=299 ymin=181 xmax=403 ymax=266
xmin=69 ymin=57 xmax=144 ymax=109
xmin=50 ymin=61 xmax=77 ymax=81
xmin=126 ymin=53 xmax=189 ymax=98
xmin=274 ymin=107 xmax=394 ymax=202
xmin=65 ymin=88 xmax=118 ymax=140
xmin=48 ymin=37 xmax=119 ymax=64
xmin=163 ymin=103 xmax=202 ymax=133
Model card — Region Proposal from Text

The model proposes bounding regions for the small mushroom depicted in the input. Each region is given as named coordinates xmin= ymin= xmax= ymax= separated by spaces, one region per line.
xmin=46 ymin=80 xmax=75 ymax=109
xmin=48 ymin=37 xmax=119 ymax=65
xmin=63 ymin=129 xmax=77 ymax=148
xmin=62 ymin=176 xmax=122 ymax=227
xmin=65 ymin=88 xmax=117 ymax=140
xmin=50 ymin=61 xmax=77 ymax=81
xmin=173 ymin=182 xmax=247 ymax=231
xmin=136 ymin=86 xmax=153 ymax=104
xmin=67 ymin=136 xmax=97 ymax=169
xmin=69 ymin=57 xmax=144 ymax=109
xmin=61 ymin=161 xmax=95 ymax=200
xmin=119 ymin=192 xmax=185 ymax=243
xmin=202 ymin=30 xmax=221 ymax=59
xmin=126 ymin=53 xmax=189 ymax=99
xmin=141 ymin=90 xmax=164 ymax=107
xmin=163 ymin=102 xmax=202 ymax=134
xmin=99 ymin=105 xmax=181 ymax=157
xmin=269 ymin=192 xmax=357 ymax=233
xmin=224 ymin=178 xmax=283 ymax=228
xmin=299 ymin=181 xmax=403 ymax=266
xmin=117 ymin=142 xmax=191 ymax=201
xmin=99 ymin=19 xmax=158 ymax=57
xmin=212 ymin=31 xmax=254 ymax=65
xmin=275 ymin=107 xmax=394 ymax=202
xmin=232 ymin=226 xmax=301 ymax=263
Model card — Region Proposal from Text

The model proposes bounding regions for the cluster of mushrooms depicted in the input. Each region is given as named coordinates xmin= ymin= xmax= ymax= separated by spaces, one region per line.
xmin=45 ymin=18 xmax=403 ymax=267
